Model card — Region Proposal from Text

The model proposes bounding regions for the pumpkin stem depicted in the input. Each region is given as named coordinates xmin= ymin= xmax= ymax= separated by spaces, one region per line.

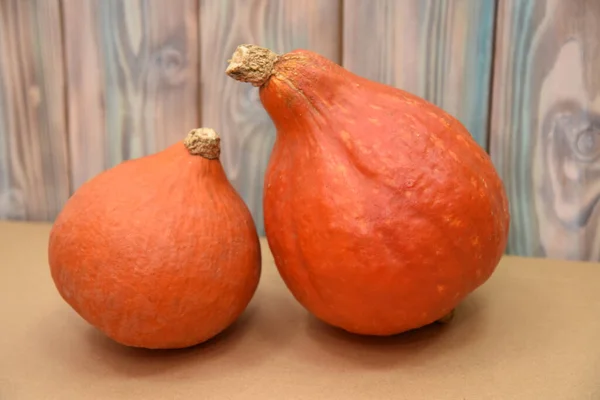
xmin=225 ymin=44 xmax=279 ymax=87
xmin=184 ymin=128 xmax=220 ymax=159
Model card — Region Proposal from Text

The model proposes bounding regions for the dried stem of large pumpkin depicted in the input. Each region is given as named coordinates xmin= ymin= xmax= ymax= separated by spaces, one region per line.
xmin=184 ymin=128 xmax=221 ymax=159
xmin=226 ymin=44 xmax=279 ymax=87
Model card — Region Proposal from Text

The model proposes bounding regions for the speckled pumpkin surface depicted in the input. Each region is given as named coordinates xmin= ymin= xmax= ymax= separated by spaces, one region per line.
xmin=227 ymin=45 xmax=510 ymax=336
xmin=48 ymin=128 xmax=261 ymax=349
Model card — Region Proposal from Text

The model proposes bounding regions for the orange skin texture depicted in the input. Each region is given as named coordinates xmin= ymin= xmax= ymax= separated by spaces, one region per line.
xmin=48 ymin=142 xmax=261 ymax=349
xmin=259 ymin=50 xmax=510 ymax=335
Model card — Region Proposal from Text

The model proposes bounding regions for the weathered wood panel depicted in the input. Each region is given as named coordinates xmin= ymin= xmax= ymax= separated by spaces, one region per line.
xmin=343 ymin=0 xmax=496 ymax=150
xmin=490 ymin=0 xmax=600 ymax=260
xmin=0 ymin=0 xmax=70 ymax=221
xmin=199 ymin=0 xmax=342 ymax=234
xmin=62 ymin=0 xmax=200 ymax=191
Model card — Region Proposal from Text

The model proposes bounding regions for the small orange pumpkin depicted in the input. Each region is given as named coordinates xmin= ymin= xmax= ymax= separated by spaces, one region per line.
xmin=48 ymin=128 xmax=261 ymax=349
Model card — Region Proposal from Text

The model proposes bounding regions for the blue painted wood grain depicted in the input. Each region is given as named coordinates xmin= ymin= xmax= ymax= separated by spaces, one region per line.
xmin=342 ymin=0 xmax=496 ymax=150
xmin=490 ymin=0 xmax=600 ymax=260
xmin=1 ymin=0 xmax=597 ymax=265
xmin=0 ymin=0 xmax=69 ymax=221
xmin=62 ymin=0 xmax=200 ymax=191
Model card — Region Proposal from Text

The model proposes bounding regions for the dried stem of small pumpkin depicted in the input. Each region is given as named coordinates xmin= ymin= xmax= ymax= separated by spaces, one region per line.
xmin=184 ymin=128 xmax=220 ymax=159
xmin=225 ymin=44 xmax=279 ymax=87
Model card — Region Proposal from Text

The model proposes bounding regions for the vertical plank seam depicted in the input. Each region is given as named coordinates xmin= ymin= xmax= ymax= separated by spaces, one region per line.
xmin=339 ymin=0 xmax=344 ymax=65
xmin=485 ymin=0 xmax=500 ymax=154
xmin=196 ymin=0 xmax=202 ymax=130
xmin=57 ymin=0 xmax=72 ymax=197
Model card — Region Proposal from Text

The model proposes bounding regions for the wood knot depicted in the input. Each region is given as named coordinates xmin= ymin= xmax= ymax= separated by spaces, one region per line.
xmin=154 ymin=46 xmax=185 ymax=86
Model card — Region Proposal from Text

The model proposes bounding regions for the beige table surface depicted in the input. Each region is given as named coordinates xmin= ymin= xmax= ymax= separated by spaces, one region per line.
xmin=1 ymin=220 xmax=600 ymax=399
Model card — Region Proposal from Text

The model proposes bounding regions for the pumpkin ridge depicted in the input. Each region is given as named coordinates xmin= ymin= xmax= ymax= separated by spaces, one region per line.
xmin=278 ymin=144 xmax=329 ymax=306
xmin=272 ymin=73 xmax=326 ymax=129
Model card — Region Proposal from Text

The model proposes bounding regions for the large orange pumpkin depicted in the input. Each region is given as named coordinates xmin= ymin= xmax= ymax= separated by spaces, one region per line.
xmin=226 ymin=44 xmax=510 ymax=336
xmin=48 ymin=128 xmax=261 ymax=349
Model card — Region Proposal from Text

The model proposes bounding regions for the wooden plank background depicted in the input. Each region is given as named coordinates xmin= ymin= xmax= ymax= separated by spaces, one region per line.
xmin=0 ymin=0 xmax=70 ymax=221
xmin=62 ymin=0 xmax=200 ymax=191
xmin=490 ymin=0 xmax=600 ymax=259
xmin=1 ymin=0 xmax=599 ymax=261
xmin=343 ymin=0 xmax=496 ymax=149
